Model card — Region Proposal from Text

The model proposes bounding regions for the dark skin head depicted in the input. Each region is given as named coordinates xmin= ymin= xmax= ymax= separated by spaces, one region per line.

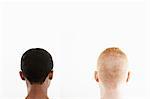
xmin=19 ymin=71 xmax=53 ymax=99
xmin=19 ymin=71 xmax=53 ymax=82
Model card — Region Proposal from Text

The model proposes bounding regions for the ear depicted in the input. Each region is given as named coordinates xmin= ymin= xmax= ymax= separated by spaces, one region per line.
xmin=126 ymin=71 xmax=131 ymax=83
xmin=49 ymin=71 xmax=53 ymax=80
xmin=19 ymin=71 xmax=25 ymax=80
xmin=94 ymin=71 xmax=99 ymax=83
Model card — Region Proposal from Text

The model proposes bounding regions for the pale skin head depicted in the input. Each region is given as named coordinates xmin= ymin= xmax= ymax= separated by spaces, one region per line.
xmin=95 ymin=47 xmax=131 ymax=89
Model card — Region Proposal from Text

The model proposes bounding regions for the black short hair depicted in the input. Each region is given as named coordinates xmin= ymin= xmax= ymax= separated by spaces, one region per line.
xmin=21 ymin=48 xmax=53 ymax=84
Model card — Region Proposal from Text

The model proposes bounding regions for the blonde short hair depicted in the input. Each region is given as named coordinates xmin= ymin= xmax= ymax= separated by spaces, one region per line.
xmin=97 ymin=47 xmax=128 ymax=88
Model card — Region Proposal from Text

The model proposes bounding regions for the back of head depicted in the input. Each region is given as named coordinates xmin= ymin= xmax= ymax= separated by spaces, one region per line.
xmin=97 ymin=47 xmax=128 ymax=88
xmin=21 ymin=48 xmax=53 ymax=84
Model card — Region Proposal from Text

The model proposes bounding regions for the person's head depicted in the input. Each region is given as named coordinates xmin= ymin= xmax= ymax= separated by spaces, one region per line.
xmin=19 ymin=48 xmax=53 ymax=87
xmin=95 ymin=47 xmax=130 ymax=89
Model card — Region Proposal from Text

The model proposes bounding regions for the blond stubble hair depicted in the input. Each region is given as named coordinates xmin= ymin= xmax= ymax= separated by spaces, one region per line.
xmin=97 ymin=47 xmax=128 ymax=88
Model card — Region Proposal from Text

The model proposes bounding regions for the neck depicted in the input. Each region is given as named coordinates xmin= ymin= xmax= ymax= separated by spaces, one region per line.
xmin=100 ymin=86 xmax=123 ymax=99
xmin=26 ymin=82 xmax=49 ymax=99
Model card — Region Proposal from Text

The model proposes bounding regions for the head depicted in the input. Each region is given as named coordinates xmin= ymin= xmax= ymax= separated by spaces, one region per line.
xmin=19 ymin=48 xmax=53 ymax=87
xmin=95 ymin=47 xmax=130 ymax=89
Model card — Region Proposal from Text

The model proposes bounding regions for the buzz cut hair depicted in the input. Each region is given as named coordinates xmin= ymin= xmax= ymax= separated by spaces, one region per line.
xmin=97 ymin=47 xmax=128 ymax=88
xmin=21 ymin=48 xmax=53 ymax=84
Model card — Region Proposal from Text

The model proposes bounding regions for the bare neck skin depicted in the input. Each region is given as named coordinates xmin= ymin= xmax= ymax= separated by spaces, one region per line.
xmin=100 ymin=86 xmax=123 ymax=99
xmin=26 ymin=78 xmax=50 ymax=99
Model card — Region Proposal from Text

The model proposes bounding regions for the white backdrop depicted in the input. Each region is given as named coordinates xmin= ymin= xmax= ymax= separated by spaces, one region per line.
xmin=0 ymin=0 xmax=150 ymax=99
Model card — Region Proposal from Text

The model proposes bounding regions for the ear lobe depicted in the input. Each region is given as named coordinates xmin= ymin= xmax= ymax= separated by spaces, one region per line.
xmin=94 ymin=71 xmax=99 ymax=83
xmin=126 ymin=71 xmax=131 ymax=83
xmin=19 ymin=71 xmax=25 ymax=80
xmin=49 ymin=71 xmax=53 ymax=80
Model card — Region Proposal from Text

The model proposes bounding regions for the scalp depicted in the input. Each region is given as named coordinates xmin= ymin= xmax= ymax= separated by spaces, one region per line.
xmin=97 ymin=47 xmax=128 ymax=87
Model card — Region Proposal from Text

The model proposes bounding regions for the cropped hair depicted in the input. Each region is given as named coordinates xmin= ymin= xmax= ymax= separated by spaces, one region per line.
xmin=21 ymin=48 xmax=53 ymax=84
